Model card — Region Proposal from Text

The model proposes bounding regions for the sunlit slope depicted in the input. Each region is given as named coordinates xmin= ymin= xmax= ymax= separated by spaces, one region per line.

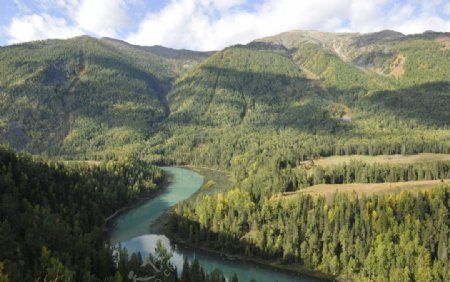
xmin=257 ymin=30 xmax=450 ymax=89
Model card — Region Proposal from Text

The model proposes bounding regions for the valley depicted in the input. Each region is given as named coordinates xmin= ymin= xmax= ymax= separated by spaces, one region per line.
xmin=0 ymin=29 xmax=449 ymax=281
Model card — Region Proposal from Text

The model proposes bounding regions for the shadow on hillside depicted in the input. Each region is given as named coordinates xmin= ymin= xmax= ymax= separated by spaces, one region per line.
xmin=362 ymin=81 xmax=450 ymax=127
xmin=167 ymin=64 xmax=351 ymax=134
xmin=87 ymin=55 xmax=171 ymax=116
xmin=169 ymin=63 xmax=450 ymax=133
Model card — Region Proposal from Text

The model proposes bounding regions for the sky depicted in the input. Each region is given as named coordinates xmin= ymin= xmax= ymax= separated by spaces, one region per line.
xmin=1 ymin=0 xmax=450 ymax=51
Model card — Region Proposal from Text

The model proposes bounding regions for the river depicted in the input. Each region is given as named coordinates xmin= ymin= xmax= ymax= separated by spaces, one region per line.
xmin=109 ymin=167 xmax=325 ymax=282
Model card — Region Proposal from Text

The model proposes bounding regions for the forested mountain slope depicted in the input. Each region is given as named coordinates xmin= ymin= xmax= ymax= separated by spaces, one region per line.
xmin=152 ymin=45 xmax=337 ymax=165
xmin=0 ymin=31 xmax=448 ymax=165
xmin=0 ymin=36 xmax=210 ymax=159
xmin=151 ymin=30 xmax=450 ymax=173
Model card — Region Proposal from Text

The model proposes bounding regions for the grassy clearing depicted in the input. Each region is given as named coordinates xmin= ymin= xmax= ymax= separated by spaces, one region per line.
xmin=302 ymin=153 xmax=450 ymax=167
xmin=281 ymin=179 xmax=450 ymax=202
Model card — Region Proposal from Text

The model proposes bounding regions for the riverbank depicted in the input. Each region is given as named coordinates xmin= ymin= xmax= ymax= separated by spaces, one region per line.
xmin=150 ymin=166 xmax=232 ymax=234
xmin=180 ymin=165 xmax=235 ymax=193
xmin=164 ymin=227 xmax=334 ymax=281
xmin=156 ymin=166 xmax=334 ymax=281
xmin=105 ymin=169 xmax=171 ymax=224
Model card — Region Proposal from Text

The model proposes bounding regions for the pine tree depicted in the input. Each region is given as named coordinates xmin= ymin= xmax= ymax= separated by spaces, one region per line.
xmin=181 ymin=258 xmax=191 ymax=282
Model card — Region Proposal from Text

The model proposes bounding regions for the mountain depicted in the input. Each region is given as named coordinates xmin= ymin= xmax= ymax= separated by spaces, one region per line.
xmin=0 ymin=36 xmax=211 ymax=159
xmin=152 ymin=30 xmax=450 ymax=169
xmin=0 ymin=30 xmax=449 ymax=165
xmin=256 ymin=29 xmax=449 ymax=87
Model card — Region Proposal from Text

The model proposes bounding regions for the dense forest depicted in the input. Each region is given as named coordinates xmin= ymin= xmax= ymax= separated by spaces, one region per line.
xmin=145 ymin=31 xmax=449 ymax=171
xmin=0 ymin=146 xmax=236 ymax=281
xmin=0 ymin=146 xmax=165 ymax=280
xmin=0 ymin=36 xmax=210 ymax=159
xmin=169 ymin=184 xmax=450 ymax=281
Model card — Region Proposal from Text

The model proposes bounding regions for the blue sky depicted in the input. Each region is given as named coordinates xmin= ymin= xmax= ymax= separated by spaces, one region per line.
xmin=1 ymin=0 xmax=449 ymax=50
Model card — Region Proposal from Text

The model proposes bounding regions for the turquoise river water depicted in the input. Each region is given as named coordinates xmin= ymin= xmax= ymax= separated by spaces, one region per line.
xmin=109 ymin=167 xmax=326 ymax=282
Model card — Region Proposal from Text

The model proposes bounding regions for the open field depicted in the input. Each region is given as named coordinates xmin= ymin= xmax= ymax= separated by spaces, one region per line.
xmin=301 ymin=153 xmax=450 ymax=167
xmin=281 ymin=179 xmax=450 ymax=202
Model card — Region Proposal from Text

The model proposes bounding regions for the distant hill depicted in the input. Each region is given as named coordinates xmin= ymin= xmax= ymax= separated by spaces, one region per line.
xmin=100 ymin=37 xmax=214 ymax=74
xmin=142 ymin=45 xmax=216 ymax=59
xmin=256 ymin=30 xmax=449 ymax=86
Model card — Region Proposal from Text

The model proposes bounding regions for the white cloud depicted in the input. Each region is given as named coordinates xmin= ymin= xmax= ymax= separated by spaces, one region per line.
xmin=6 ymin=14 xmax=83 ymax=44
xmin=39 ymin=0 xmax=131 ymax=37
xmin=348 ymin=0 xmax=450 ymax=34
xmin=126 ymin=0 xmax=450 ymax=51
xmin=126 ymin=0 xmax=355 ymax=50
xmin=393 ymin=15 xmax=450 ymax=34
xmin=348 ymin=0 xmax=390 ymax=32
xmin=126 ymin=0 xmax=207 ymax=49
xmin=74 ymin=0 xmax=131 ymax=37
xmin=5 ymin=0 xmax=132 ymax=44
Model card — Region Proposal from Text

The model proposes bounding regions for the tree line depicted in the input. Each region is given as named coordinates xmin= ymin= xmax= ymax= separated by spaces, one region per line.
xmin=273 ymin=160 xmax=450 ymax=193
